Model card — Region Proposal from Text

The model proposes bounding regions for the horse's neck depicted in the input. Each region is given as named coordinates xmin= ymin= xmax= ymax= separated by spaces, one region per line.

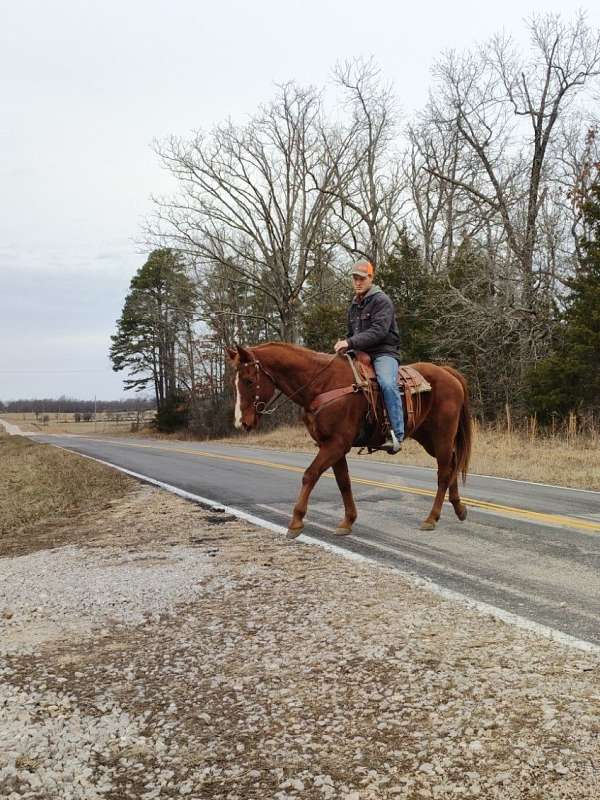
xmin=257 ymin=346 xmax=339 ymax=405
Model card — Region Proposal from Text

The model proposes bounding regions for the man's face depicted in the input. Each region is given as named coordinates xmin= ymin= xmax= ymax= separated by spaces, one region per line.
xmin=352 ymin=273 xmax=373 ymax=296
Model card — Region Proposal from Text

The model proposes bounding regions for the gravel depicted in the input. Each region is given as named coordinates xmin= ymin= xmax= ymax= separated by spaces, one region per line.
xmin=1 ymin=544 xmax=222 ymax=656
xmin=1 ymin=484 xmax=599 ymax=799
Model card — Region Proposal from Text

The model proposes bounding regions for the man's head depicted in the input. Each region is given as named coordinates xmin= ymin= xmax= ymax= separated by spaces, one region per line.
xmin=351 ymin=259 xmax=374 ymax=296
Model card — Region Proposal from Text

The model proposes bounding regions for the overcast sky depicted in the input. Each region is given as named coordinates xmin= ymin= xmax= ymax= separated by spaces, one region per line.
xmin=1 ymin=0 xmax=599 ymax=401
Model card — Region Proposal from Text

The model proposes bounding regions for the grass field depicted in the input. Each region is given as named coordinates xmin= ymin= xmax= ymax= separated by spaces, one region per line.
xmin=0 ymin=432 xmax=134 ymax=557
xmin=0 ymin=411 xmax=154 ymax=436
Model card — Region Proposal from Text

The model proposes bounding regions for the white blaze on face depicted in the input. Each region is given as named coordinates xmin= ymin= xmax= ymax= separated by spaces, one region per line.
xmin=234 ymin=372 xmax=243 ymax=429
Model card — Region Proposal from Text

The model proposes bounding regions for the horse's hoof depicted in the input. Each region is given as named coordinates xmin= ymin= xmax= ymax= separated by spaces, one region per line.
xmin=334 ymin=526 xmax=352 ymax=536
xmin=286 ymin=526 xmax=303 ymax=540
xmin=420 ymin=520 xmax=436 ymax=531
xmin=456 ymin=506 xmax=468 ymax=522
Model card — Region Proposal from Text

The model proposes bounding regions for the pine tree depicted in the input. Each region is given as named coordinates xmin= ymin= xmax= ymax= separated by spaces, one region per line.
xmin=376 ymin=229 xmax=433 ymax=362
xmin=526 ymin=177 xmax=600 ymax=419
xmin=110 ymin=249 xmax=197 ymax=428
xmin=300 ymin=260 xmax=350 ymax=353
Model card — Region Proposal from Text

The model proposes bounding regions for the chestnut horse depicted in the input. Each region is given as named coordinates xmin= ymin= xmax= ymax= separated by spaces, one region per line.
xmin=227 ymin=342 xmax=472 ymax=537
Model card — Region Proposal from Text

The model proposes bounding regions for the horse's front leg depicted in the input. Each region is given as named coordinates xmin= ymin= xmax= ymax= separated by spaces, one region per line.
xmin=331 ymin=455 xmax=357 ymax=535
xmin=287 ymin=440 xmax=347 ymax=539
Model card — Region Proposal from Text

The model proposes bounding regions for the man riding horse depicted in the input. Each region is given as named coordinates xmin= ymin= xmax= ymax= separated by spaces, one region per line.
xmin=227 ymin=257 xmax=472 ymax=533
xmin=334 ymin=259 xmax=404 ymax=454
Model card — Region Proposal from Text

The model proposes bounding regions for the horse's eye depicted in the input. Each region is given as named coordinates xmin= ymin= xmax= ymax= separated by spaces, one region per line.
xmin=242 ymin=378 xmax=253 ymax=387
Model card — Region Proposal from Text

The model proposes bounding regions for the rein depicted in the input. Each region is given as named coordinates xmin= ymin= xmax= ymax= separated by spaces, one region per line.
xmin=249 ymin=352 xmax=340 ymax=417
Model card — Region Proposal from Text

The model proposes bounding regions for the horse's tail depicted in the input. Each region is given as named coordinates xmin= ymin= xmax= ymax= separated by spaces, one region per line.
xmin=442 ymin=366 xmax=472 ymax=484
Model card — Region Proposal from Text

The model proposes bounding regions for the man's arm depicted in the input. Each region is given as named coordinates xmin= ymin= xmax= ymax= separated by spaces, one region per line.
xmin=346 ymin=295 xmax=394 ymax=351
xmin=334 ymin=307 xmax=355 ymax=353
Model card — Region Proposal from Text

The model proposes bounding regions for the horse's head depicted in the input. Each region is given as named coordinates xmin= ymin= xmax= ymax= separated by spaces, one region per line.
xmin=226 ymin=345 xmax=276 ymax=431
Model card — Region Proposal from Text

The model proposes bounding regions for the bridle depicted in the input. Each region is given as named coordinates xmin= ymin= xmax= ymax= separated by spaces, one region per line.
xmin=249 ymin=358 xmax=282 ymax=416
xmin=243 ymin=353 xmax=339 ymax=417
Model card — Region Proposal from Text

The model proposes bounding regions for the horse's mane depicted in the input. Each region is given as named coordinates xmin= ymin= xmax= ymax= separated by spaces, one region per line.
xmin=252 ymin=341 xmax=332 ymax=363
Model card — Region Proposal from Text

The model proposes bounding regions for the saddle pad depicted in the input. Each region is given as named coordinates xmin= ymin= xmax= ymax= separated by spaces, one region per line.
xmin=353 ymin=353 xmax=431 ymax=394
xmin=398 ymin=366 xmax=431 ymax=394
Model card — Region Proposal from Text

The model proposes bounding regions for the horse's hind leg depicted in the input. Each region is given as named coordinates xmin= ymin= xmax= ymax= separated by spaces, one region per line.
xmin=332 ymin=455 xmax=357 ymax=535
xmin=412 ymin=428 xmax=452 ymax=531
xmin=420 ymin=443 xmax=454 ymax=532
xmin=449 ymin=469 xmax=468 ymax=522
xmin=287 ymin=438 xmax=348 ymax=539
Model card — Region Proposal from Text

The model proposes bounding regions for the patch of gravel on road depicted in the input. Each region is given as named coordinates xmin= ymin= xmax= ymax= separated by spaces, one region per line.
xmin=1 ymin=485 xmax=599 ymax=799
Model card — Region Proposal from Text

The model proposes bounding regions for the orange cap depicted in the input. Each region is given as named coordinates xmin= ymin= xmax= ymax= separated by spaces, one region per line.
xmin=350 ymin=259 xmax=374 ymax=278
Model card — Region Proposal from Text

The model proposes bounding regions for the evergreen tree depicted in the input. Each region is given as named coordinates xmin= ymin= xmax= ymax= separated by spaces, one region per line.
xmin=300 ymin=260 xmax=350 ymax=353
xmin=301 ymin=299 xmax=349 ymax=352
xmin=110 ymin=249 xmax=197 ymax=428
xmin=526 ymin=177 xmax=600 ymax=419
xmin=425 ymin=237 xmax=524 ymax=418
xmin=377 ymin=229 xmax=433 ymax=362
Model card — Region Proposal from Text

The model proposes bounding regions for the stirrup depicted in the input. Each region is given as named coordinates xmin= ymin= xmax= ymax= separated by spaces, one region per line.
xmin=382 ymin=431 xmax=402 ymax=454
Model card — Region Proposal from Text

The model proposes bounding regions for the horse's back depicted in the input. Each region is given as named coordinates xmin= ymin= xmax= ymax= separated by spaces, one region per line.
xmin=410 ymin=362 xmax=467 ymax=402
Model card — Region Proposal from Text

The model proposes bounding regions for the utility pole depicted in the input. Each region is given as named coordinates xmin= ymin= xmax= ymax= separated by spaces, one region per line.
xmin=94 ymin=395 xmax=97 ymax=433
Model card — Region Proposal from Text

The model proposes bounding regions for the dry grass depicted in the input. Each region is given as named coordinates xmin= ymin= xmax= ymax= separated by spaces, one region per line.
xmin=0 ymin=432 xmax=134 ymax=555
xmin=470 ymin=421 xmax=599 ymax=489
xmin=216 ymin=421 xmax=600 ymax=491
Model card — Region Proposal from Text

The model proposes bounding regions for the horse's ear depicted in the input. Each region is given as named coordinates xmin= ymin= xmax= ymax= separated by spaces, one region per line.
xmin=225 ymin=346 xmax=238 ymax=363
xmin=236 ymin=345 xmax=253 ymax=364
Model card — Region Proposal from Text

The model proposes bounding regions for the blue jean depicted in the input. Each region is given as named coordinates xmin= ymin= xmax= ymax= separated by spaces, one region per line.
xmin=373 ymin=355 xmax=405 ymax=440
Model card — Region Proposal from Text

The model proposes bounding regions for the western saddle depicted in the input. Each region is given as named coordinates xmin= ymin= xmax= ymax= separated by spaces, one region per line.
xmin=309 ymin=351 xmax=431 ymax=446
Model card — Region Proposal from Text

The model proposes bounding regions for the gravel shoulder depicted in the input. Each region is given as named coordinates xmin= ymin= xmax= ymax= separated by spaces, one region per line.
xmin=1 ymin=484 xmax=600 ymax=800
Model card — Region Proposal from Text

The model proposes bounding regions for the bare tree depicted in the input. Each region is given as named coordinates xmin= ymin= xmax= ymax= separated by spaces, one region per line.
xmin=150 ymin=83 xmax=353 ymax=342
xmin=428 ymin=13 xmax=600 ymax=306
xmin=327 ymin=59 xmax=407 ymax=268
xmin=555 ymin=121 xmax=600 ymax=262
xmin=405 ymin=115 xmax=504 ymax=272
xmin=412 ymin=12 xmax=600 ymax=391
xmin=141 ymin=13 xmax=600 ymax=422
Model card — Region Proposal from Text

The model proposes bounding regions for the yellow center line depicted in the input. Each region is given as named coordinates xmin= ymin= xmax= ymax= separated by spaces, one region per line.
xmin=53 ymin=435 xmax=600 ymax=534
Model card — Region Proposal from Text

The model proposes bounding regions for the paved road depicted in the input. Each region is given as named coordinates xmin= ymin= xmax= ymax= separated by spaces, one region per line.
xmin=27 ymin=433 xmax=600 ymax=646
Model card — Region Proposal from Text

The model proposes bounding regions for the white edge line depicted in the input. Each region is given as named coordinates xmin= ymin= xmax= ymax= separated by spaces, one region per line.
xmin=53 ymin=445 xmax=600 ymax=658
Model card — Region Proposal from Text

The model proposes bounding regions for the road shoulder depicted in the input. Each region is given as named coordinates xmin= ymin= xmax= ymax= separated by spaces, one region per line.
xmin=1 ymin=484 xmax=600 ymax=799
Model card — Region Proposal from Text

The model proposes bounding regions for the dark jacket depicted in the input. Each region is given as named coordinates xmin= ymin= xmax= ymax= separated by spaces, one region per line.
xmin=346 ymin=285 xmax=401 ymax=361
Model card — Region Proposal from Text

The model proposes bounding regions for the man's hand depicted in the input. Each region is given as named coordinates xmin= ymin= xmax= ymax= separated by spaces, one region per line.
xmin=334 ymin=339 xmax=349 ymax=353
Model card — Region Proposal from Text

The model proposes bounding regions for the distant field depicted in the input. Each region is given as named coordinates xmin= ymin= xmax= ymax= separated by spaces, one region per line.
xmin=0 ymin=411 xmax=155 ymax=436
